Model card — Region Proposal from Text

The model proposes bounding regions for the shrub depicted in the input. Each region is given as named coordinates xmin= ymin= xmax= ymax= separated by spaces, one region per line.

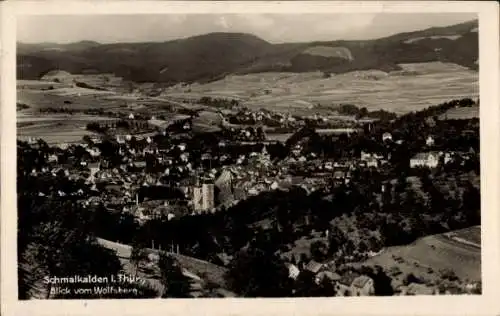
xmin=389 ymin=266 xmax=402 ymax=276
xmin=439 ymin=269 xmax=459 ymax=281
xmin=403 ymin=273 xmax=424 ymax=286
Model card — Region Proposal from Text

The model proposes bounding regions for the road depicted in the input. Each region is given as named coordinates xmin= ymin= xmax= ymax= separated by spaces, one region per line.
xmin=96 ymin=237 xmax=235 ymax=297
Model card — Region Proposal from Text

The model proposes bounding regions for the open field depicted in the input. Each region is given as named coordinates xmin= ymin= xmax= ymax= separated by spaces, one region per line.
xmin=439 ymin=106 xmax=479 ymax=120
xmin=17 ymin=112 xmax=115 ymax=123
xmin=357 ymin=226 xmax=481 ymax=288
xmin=266 ymin=133 xmax=294 ymax=142
xmin=17 ymin=78 xmax=178 ymax=143
xmin=17 ymin=61 xmax=478 ymax=143
xmin=17 ymin=125 xmax=99 ymax=144
xmin=18 ymin=88 xmax=124 ymax=111
xmin=18 ymin=80 xmax=186 ymax=114
xmin=18 ymin=80 xmax=67 ymax=90
xmin=162 ymin=62 xmax=478 ymax=115
xmin=17 ymin=112 xmax=112 ymax=144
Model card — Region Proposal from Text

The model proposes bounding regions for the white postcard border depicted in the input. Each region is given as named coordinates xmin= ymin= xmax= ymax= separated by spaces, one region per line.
xmin=1 ymin=2 xmax=499 ymax=316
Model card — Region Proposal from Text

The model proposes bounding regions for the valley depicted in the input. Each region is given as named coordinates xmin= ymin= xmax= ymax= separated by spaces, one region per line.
xmin=16 ymin=16 xmax=482 ymax=300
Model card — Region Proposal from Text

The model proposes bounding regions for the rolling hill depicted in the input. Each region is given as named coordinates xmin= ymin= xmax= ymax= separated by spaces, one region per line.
xmin=17 ymin=20 xmax=478 ymax=85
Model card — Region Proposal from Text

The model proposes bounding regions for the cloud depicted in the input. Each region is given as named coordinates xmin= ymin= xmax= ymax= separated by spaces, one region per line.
xmin=313 ymin=14 xmax=376 ymax=33
xmin=238 ymin=14 xmax=276 ymax=29
xmin=17 ymin=13 xmax=477 ymax=44
xmin=215 ymin=16 xmax=230 ymax=30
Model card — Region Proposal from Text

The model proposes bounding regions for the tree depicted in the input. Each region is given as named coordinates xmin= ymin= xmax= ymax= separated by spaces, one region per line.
xmin=82 ymin=135 xmax=94 ymax=146
xmin=439 ymin=268 xmax=459 ymax=282
xmin=130 ymin=241 xmax=149 ymax=277
xmin=368 ymin=266 xmax=394 ymax=296
xmin=316 ymin=277 xmax=336 ymax=297
xmin=403 ymin=273 xmax=424 ymax=286
xmin=294 ymin=270 xmax=317 ymax=297
xmin=226 ymin=246 xmax=292 ymax=297
xmin=158 ymin=252 xmax=191 ymax=298
xmin=358 ymin=240 xmax=369 ymax=253
xmin=17 ymin=195 xmax=123 ymax=299
xmin=299 ymin=253 xmax=310 ymax=269
xmin=328 ymin=226 xmax=347 ymax=255
xmin=310 ymin=241 xmax=328 ymax=262
xmin=461 ymin=183 xmax=480 ymax=224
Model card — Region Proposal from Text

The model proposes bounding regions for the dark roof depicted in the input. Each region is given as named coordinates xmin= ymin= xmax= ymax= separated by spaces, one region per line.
xmin=333 ymin=171 xmax=346 ymax=178
xmin=305 ymin=260 xmax=324 ymax=274
xmin=407 ymin=283 xmax=434 ymax=295
xmin=316 ymin=271 xmax=341 ymax=281
xmin=338 ymin=272 xmax=359 ymax=286
xmin=88 ymin=162 xmax=100 ymax=169
xmin=134 ymin=161 xmax=147 ymax=168
xmin=351 ymin=275 xmax=373 ymax=288
xmin=411 ymin=152 xmax=439 ymax=161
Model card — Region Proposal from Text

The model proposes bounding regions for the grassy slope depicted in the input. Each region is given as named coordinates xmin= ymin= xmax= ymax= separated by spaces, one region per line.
xmin=357 ymin=226 xmax=481 ymax=288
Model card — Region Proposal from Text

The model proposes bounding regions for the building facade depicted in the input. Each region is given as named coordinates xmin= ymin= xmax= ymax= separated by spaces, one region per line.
xmin=410 ymin=152 xmax=440 ymax=168
xmin=202 ymin=183 xmax=215 ymax=211
xmin=192 ymin=182 xmax=215 ymax=213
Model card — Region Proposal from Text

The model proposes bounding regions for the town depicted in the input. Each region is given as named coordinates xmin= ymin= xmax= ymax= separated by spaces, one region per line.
xmin=18 ymin=96 xmax=481 ymax=298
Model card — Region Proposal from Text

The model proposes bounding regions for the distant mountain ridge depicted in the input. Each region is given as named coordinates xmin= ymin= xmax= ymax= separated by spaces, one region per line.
xmin=17 ymin=19 xmax=478 ymax=85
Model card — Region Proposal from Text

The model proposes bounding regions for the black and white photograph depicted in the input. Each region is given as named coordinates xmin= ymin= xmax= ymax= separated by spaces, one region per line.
xmin=2 ymin=1 xmax=500 ymax=315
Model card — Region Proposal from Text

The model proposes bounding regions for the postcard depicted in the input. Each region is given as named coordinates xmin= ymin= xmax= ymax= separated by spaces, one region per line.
xmin=1 ymin=1 xmax=499 ymax=316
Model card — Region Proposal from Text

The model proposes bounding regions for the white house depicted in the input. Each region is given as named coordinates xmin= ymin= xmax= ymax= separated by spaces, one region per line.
xmin=270 ymin=181 xmax=279 ymax=190
xmin=426 ymin=135 xmax=435 ymax=146
xmin=360 ymin=151 xmax=372 ymax=161
xmin=87 ymin=147 xmax=101 ymax=157
xmin=57 ymin=143 xmax=70 ymax=150
xmin=315 ymin=271 xmax=341 ymax=285
xmin=180 ymin=153 xmax=189 ymax=162
xmin=444 ymin=152 xmax=453 ymax=164
xmin=350 ymin=275 xmax=375 ymax=296
xmin=324 ymin=162 xmax=333 ymax=170
xmin=47 ymin=154 xmax=58 ymax=163
xmin=410 ymin=152 xmax=440 ymax=168
xmin=286 ymin=263 xmax=300 ymax=280
xmin=366 ymin=158 xmax=379 ymax=168
xmin=382 ymin=132 xmax=393 ymax=142
xmin=115 ymin=135 xmax=126 ymax=144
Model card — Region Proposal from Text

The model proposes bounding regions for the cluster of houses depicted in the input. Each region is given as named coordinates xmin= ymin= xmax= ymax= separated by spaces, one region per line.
xmin=228 ymin=109 xmax=300 ymax=127
xmin=22 ymin=106 xmax=476 ymax=226
xmin=286 ymin=260 xmax=376 ymax=296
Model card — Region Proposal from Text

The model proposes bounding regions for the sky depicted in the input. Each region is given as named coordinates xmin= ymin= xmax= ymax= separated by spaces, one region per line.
xmin=17 ymin=13 xmax=477 ymax=44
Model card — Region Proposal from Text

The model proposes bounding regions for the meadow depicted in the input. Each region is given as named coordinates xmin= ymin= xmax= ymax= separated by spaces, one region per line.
xmin=17 ymin=61 xmax=478 ymax=143
xmin=359 ymin=226 xmax=481 ymax=288
xmin=17 ymin=78 xmax=154 ymax=143
xmin=17 ymin=88 xmax=123 ymax=111
xmin=17 ymin=120 xmax=100 ymax=144
xmin=439 ymin=106 xmax=479 ymax=120
xmin=162 ymin=62 xmax=478 ymax=115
